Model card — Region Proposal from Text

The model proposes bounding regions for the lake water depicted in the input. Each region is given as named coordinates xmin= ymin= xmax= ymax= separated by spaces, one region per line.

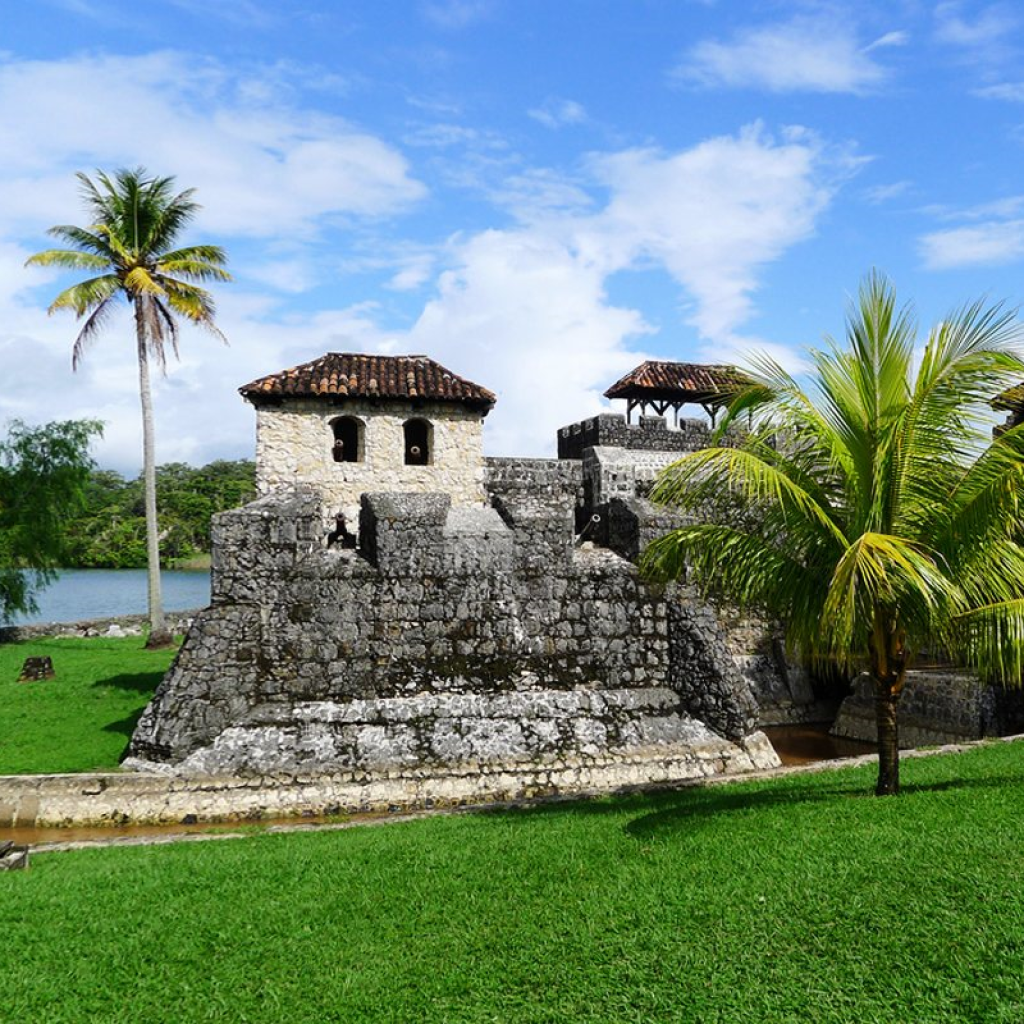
xmin=4 ymin=568 xmax=211 ymax=625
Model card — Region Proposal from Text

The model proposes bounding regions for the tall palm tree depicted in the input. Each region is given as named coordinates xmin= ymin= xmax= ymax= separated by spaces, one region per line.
xmin=26 ymin=169 xmax=230 ymax=647
xmin=643 ymin=273 xmax=1024 ymax=795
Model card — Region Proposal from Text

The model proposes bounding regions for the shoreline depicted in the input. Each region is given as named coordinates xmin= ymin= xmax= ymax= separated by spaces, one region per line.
xmin=0 ymin=609 xmax=202 ymax=644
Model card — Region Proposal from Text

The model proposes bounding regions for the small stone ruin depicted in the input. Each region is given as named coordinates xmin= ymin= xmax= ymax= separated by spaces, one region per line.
xmin=17 ymin=656 xmax=54 ymax=682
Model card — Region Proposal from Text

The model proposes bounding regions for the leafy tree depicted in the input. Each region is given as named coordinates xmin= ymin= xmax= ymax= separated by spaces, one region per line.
xmin=643 ymin=273 xmax=1024 ymax=795
xmin=0 ymin=419 xmax=102 ymax=623
xmin=26 ymin=168 xmax=230 ymax=646
xmin=60 ymin=460 xmax=255 ymax=569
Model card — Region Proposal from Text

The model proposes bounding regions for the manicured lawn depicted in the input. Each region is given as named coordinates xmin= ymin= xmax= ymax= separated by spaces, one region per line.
xmin=0 ymin=636 xmax=174 ymax=774
xmin=1 ymin=741 xmax=1023 ymax=1023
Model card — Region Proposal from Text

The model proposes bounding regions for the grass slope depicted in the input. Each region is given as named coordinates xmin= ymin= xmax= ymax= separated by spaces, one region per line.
xmin=1 ymin=742 xmax=1023 ymax=1023
xmin=0 ymin=637 xmax=173 ymax=774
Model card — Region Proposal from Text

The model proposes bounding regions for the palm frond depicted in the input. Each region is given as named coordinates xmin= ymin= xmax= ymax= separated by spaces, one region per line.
xmin=47 ymin=274 xmax=121 ymax=317
xmin=651 ymin=445 xmax=848 ymax=550
xmin=71 ymin=294 xmax=119 ymax=370
xmin=950 ymin=599 xmax=1024 ymax=684
xmin=821 ymin=532 xmax=961 ymax=661
xmin=41 ymin=224 xmax=115 ymax=259
xmin=123 ymin=267 xmax=166 ymax=297
xmin=24 ymin=249 xmax=108 ymax=272
xmin=156 ymin=256 xmax=231 ymax=282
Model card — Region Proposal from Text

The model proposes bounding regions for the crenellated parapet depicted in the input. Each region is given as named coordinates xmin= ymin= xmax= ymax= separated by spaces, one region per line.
xmin=557 ymin=413 xmax=713 ymax=459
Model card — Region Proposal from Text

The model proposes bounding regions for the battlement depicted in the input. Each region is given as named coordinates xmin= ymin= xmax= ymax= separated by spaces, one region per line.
xmin=557 ymin=413 xmax=713 ymax=459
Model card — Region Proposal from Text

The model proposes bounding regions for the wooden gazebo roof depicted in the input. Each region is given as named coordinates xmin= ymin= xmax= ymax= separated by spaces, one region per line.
xmin=604 ymin=360 xmax=752 ymax=422
xmin=993 ymin=382 xmax=1024 ymax=414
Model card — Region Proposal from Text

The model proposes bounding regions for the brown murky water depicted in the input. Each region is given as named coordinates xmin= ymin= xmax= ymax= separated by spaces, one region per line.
xmin=764 ymin=722 xmax=876 ymax=766
xmin=1 ymin=812 xmax=393 ymax=851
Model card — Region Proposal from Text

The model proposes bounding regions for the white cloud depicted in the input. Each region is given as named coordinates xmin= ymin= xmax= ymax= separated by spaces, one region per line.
xmin=674 ymin=16 xmax=891 ymax=94
xmin=0 ymin=48 xmax=844 ymax=469
xmin=50 ymin=123 xmax=839 ymax=466
xmin=920 ymin=220 xmax=1024 ymax=269
xmin=934 ymin=2 xmax=1018 ymax=53
xmin=377 ymin=125 xmax=841 ymax=454
xmin=528 ymin=98 xmax=588 ymax=129
xmin=0 ymin=52 xmax=426 ymax=237
xmin=865 ymin=31 xmax=910 ymax=52
xmin=975 ymin=82 xmax=1024 ymax=102
xmin=586 ymin=125 xmax=841 ymax=339
xmin=864 ymin=180 xmax=913 ymax=204
xmin=420 ymin=0 xmax=495 ymax=30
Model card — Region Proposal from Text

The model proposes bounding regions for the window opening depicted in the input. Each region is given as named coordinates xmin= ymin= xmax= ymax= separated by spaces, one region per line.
xmin=404 ymin=418 xmax=432 ymax=465
xmin=331 ymin=416 xmax=363 ymax=463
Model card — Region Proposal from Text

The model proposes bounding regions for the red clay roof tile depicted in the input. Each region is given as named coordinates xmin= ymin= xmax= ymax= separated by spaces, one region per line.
xmin=240 ymin=353 xmax=496 ymax=412
xmin=604 ymin=360 xmax=752 ymax=404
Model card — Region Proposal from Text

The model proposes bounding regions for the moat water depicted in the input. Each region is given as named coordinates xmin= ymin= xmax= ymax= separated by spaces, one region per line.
xmin=4 ymin=568 xmax=210 ymax=625
xmin=764 ymin=723 xmax=875 ymax=766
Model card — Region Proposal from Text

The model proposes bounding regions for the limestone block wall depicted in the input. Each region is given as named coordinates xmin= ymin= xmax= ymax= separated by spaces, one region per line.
xmin=254 ymin=398 xmax=486 ymax=522
xmin=832 ymin=670 xmax=1024 ymax=747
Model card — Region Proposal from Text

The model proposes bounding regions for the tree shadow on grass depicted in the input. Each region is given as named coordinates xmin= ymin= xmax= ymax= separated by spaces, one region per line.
xmin=91 ymin=671 xmax=164 ymax=695
xmin=623 ymin=773 xmax=1024 ymax=843
xmin=103 ymin=709 xmax=146 ymax=740
xmin=476 ymin=765 xmax=1024 ymax=844
xmin=479 ymin=776 xmax=868 ymax=831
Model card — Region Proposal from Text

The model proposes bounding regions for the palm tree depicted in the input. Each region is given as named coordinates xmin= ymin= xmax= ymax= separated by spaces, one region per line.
xmin=26 ymin=169 xmax=230 ymax=647
xmin=643 ymin=273 xmax=1024 ymax=795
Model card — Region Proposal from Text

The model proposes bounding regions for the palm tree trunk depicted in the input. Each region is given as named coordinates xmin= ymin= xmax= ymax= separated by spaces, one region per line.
xmin=135 ymin=297 xmax=170 ymax=649
xmin=874 ymin=687 xmax=901 ymax=795
xmin=870 ymin=610 xmax=908 ymax=796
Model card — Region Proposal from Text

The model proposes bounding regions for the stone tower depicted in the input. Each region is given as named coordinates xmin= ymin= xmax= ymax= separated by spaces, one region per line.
xmin=241 ymin=352 xmax=496 ymax=525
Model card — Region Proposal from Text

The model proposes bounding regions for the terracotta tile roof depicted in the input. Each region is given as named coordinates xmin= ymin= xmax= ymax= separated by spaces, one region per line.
xmin=993 ymin=382 xmax=1024 ymax=412
xmin=604 ymin=360 xmax=752 ymax=405
xmin=240 ymin=353 xmax=497 ymax=411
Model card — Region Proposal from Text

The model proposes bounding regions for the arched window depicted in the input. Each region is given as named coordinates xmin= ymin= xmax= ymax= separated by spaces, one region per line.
xmin=403 ymin=418 xmax=432 ymax=465
xmin=330 ymin=416 xmax=364 ymax=463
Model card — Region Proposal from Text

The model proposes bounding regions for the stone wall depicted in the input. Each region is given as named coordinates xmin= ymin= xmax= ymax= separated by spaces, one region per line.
xmin=255 ymin=398 xmax=486 ymax=524
xmin=832 ymin=670 xmax=1024 ymax=747
xmin=558 ymin=413 xmax=714 ymax=459
xmin=127 ymin=488 xmax=772 ymax=782
xmin=484 ymin=457 xmax=584 ymax=505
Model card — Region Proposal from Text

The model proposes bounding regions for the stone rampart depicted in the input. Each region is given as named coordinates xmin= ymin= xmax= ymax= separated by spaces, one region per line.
xmin=128 ymin=487 xmax=771 ymax=780
xmin=0 ymin=611 xmax=198 ymax=644
xmin=558 ymin=413 xmax=713 ymax=459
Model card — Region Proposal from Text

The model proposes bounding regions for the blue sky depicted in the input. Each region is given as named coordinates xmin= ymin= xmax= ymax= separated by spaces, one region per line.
xmin=3 ymin=0 xmax=1024 ymax=472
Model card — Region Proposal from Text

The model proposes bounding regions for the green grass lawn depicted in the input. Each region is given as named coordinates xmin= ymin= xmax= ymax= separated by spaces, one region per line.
xmin=0 ymin=636 xmax=174 ymax=774
xmin=1 ymin=741 xmax=1022 ymax=1023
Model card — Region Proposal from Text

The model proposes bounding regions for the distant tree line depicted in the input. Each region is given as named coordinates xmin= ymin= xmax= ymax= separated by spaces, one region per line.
xmin=62 ymin=460 xmax=255 ymax=569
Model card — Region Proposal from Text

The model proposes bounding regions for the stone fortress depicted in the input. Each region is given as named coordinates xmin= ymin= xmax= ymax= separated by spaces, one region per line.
xmin=125 ymin=352 xmax=1024 ymax=809
xmin=127 ymin=353 xmax=812 ymax=804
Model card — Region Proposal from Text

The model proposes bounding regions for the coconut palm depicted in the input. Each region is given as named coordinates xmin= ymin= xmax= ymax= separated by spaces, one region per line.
xmin=643 ymin=272 xmax=1024 ymax=794
xmin=26 ymin=169 xmax=230 ymax=647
